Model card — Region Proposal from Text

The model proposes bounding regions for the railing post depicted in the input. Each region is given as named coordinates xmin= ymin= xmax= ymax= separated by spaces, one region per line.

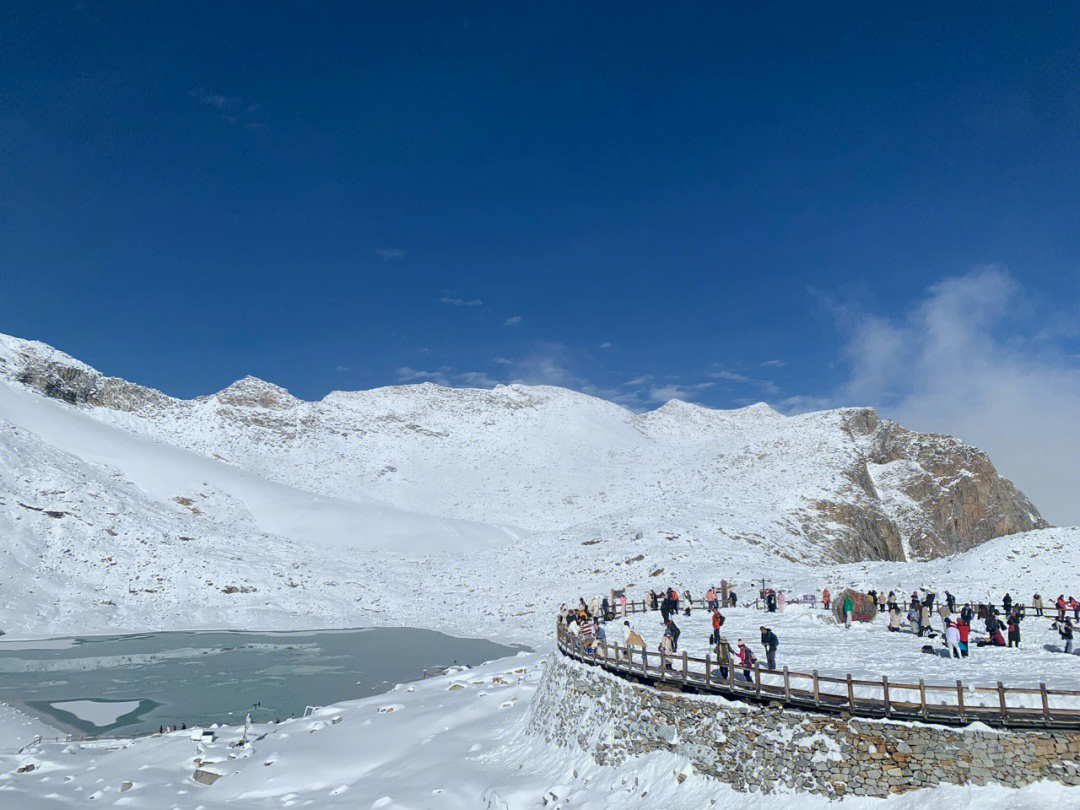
xmin=846 ymin=673 xmax=855 ymax=710
xmin=919 ymin=679 xmax=927 ymax=717
xmin=812 ymin=670 xmax=820 ymax=707
xmin=682 ymin=651 xmax=688 ymax=684
xmin=1040 ymin=683 xmax=1051 ymax=725
xmin=705 ymin=654 xmax=712 ymax=687
xmin=728 ymin=659 xmax=735 ymax=689
xmin=956 ymin=680 xmax=965 ymax=722
xmin=754 ymin=661 xmax=762 ymax=698
xmin=783 ymin=667 xmax=791 ymax=701
xmin=997 ymin=682 xmax=1007 ymax=723
xmin=882 ymin=675 xmax=890 ymax=717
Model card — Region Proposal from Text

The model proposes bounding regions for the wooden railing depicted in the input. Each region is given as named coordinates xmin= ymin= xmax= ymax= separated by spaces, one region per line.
xmin=600 ymin=595 xmax=1073 ymax=620
xmin=556 ymin=621 xmax=1080 ymax=729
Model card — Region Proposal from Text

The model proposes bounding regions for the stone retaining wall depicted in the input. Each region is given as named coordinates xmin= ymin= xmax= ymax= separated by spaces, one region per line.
xmin=529 ymin=654 xmax=1080 ymax=797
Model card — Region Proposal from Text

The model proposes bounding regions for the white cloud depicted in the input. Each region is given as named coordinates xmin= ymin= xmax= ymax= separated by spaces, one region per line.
xmin=375 ymin=248 xmax=406 ymax=259
xmin=439 ymin=296 xmax=483 ymax=307
xmin=504 ymin=315 xmax=522 ymax=326
xmin=835 ymin=266 xmax=1080 ymax=526
xmin=190 ymin=88 xmax=263 ymax=128
xmin=710 ymin=369 xmax=750 ymax=382
xmin=599 ymin=342 xmax=612 ymax=349
xmin=190 ymin=89 xmax=241 ymax=109
xmin=709 ymin=366 xmax=780 ymax=395
xmin=761 ymin=359 xmax=786 ymax=367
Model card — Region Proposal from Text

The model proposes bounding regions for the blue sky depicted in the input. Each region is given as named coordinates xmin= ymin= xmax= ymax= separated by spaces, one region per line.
xmin=3 ymin=3 xmax=1080 ymax=519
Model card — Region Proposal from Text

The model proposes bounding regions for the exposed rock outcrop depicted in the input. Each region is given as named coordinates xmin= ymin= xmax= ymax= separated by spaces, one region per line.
xmin=834 ymin=409 xmax=1047 ymax=560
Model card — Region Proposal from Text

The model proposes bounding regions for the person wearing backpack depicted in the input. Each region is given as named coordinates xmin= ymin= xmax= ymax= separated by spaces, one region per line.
xmin=709 ymin=608 xmax=724 ymax=645
xmin=760 ymin=626 xmax=779 ymax=670
xmin=714 ymin=636 xmax=731 ymax=681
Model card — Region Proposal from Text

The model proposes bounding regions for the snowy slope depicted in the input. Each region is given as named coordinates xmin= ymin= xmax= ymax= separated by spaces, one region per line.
xmin=0 ymin=332 xmax=1045 ymax=565
xmin=0 ymin=330 xmax=1065 ymax=644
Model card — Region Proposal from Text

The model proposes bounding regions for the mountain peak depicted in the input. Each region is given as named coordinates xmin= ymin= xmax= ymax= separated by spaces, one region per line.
xmin=212 ymin=376 xmax=297 ymax=409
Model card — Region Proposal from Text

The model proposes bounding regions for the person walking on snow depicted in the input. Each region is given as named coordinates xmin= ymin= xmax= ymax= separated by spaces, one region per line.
xmin=1059 ymin=618 xmax=1074 ymax=654
xmin=1007 ymin=610 xmax=1021 ymax=648
xmin=760 ymin=626 xmax=779 ymax=670
xmin=956 ymin=618 xmax=970 ymax=657
xmin=709 ymin=607 xmax=724 ymax=645
xmin=664 ymin=617 xmax=681 ymax=653
xmin=822 ymin=588 xmax=831 ymax=610
xmin=944 ymin=620 xmax=961 ymax=659
xmin=1032 ymin=593 xmax=1044 ymax=617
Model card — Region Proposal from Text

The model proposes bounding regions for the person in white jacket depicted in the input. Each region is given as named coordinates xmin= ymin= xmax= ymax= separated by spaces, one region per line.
xmin=944 ymin=620 xmax=961 ymax=659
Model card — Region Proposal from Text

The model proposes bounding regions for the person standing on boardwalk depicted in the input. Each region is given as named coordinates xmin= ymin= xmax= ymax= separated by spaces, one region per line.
xmin=714 ymin=636 xmax=731 ymax=681
xmin=736 ymin=639 xmax=755 ymax=681
xmin=664 ymin=617 xmax=681 ymax=653
xmin=760 ymin=626 xmax=778 ymax=670
xmin=1032 ymin=593 xmax=1044 ymax=617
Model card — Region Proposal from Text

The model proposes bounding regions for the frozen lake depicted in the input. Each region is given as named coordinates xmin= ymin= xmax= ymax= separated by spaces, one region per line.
xmin=0 ymin=628 xmax=525 ymax=736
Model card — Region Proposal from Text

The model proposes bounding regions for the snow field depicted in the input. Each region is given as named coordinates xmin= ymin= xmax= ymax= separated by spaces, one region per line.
xmin=623 ymin=604 xmax=1080 ymax=711
xmin=2 ymin=651 xmax=1078 ymax=810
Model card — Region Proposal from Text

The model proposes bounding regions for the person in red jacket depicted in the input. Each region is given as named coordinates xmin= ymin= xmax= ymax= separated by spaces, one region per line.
xmin=709 ymin=607 xmax=724 ymax=645
xmin=821 ymin=588 xmax=831 ymax=610
xmin=1057 ymin=595 xmax=1068 ymax=621
xmin=1070 ymin=596 xmax=1080 ymax=621
xmin=956 ymin=619 xmax=970 ymax=657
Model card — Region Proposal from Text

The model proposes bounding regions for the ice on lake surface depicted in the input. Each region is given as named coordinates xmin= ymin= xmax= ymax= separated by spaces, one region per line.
xmin=0 ymin=628 xmax=525 ymax=736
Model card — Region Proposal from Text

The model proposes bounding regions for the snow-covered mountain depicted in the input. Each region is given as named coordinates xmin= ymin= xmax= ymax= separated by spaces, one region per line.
xmin=0 ymin=331 xmax=1052 ymax=640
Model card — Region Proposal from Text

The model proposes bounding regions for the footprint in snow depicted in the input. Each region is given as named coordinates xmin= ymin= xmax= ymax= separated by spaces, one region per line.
xmin=329 ymin=785 xmax=349 ymax=795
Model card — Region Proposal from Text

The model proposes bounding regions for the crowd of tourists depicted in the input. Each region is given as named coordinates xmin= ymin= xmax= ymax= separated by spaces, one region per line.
xmin=559 ymin=581 xmax=1080 ymax=681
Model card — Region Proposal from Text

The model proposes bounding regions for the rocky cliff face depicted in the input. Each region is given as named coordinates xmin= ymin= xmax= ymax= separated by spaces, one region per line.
xmin=0 ymin=332 xmax=1049 ymax=563
xmin=834 ymin=409 xmax=1047 ymax=559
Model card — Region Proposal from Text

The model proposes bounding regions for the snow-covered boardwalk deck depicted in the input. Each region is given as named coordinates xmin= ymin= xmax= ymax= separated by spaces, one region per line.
xmin=557 ymin=602 xmax=1080 ymax=730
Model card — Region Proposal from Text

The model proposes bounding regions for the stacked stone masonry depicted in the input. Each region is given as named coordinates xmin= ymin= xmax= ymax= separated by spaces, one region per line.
xmin=530 ymin=654 xmax=1080 ymax=797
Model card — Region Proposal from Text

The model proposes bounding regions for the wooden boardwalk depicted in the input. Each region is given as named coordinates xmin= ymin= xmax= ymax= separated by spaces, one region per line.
xmin=557 ymin=608 xmax=1080 ymax=730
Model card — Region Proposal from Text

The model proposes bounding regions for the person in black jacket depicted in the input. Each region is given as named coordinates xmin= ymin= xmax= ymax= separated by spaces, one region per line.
xmin=664 ymin=618 xmax=681 ymax=653
xmin=760 ymin=626 xmax=779 ymax=670
xmin=1057 ymin=618 xmax=1074 ymax=654
xmin=1003 ymin=593 xmax=1013 ymax=616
